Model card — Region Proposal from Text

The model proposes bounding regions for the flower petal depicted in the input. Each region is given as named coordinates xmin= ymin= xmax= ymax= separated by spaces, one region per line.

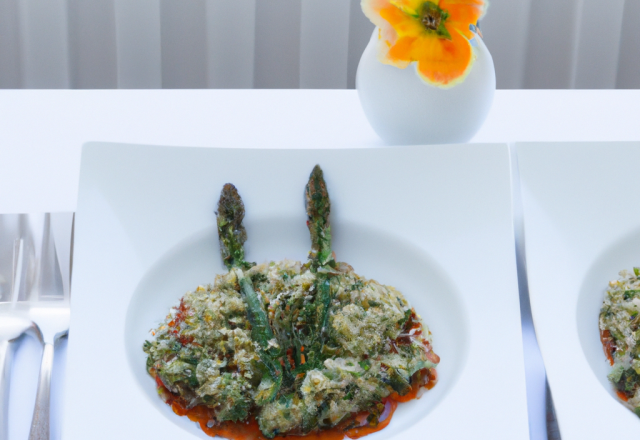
xmin=439 ymin=0 xmax=485 ymax=22
xmin=389 ymin=0 xmax=424 ymax=16
xmin=380 ymin=4 xmax=426 ymax=37
xmin=438 ymin=0 xmax=485 ymax=39
xmin=387 ymin=35 xmax=420 ymax=63
xmin=438 ymin=0 xmax=485 ymax=8
xmin=361 ymin=0 xmax=395 ymax=27
xmin=414 ymin=28 xmax=475 ymax=87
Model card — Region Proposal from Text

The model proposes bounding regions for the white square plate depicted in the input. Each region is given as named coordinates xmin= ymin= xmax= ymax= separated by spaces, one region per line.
xmin=517 ymin=141 xmax=640 ymax=439
xmin=64 ymin=142 xmax=528 ymax=440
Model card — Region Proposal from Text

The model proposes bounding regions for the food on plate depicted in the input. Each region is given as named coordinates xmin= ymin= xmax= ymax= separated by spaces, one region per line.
xmin=144 ymin=166 xmax=439 ymax=439
xmin=600 ymin=268 xmax=640 ymax=415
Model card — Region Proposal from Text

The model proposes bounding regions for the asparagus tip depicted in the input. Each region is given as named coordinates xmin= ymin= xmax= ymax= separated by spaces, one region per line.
xmin=311 ymin=164 xmax=323 ymax=179
xmin=217 ymin=183 xmax=248 ymax=269
xmin=305 ymin=165 xmax=332 ymax=268
xmin=218 ymin=184 xmax=244 ymax=222
xmin=305 ymin=165 xmax=329 ymax=219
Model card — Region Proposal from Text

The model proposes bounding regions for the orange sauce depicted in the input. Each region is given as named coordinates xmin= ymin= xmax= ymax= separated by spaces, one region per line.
xmin=425 ymin=368 xmax=438 ymax=390
xmin=600 ymin=329 xmax=615 ymax=366
xmin=616 ymin=390 xmax=629 ymax=402
xmin=154 ymin=366 xmax=437 ymax=440
xmin=161 ymin=380 xmax=267 ymax=440
xmin=389 ymin=383 xmax=419 ymax=403
xmin=343 ymin=399 xmax=398 ymax=439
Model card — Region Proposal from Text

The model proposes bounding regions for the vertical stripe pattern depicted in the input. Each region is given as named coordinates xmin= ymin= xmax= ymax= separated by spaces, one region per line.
xmin=573 ymin=0 xmax=625 ymax=89
xmin=0 ymin=0 xmax=21 ymax=88
xmin=523 ymin=0 xmax=582 ymax=89
xmin=160 ymin=0 xmax=207 ymax=89
xmin=68 ymin=0 xmax=118 ymax=89
xmin=346 ymin=0 xmax=374 ymax=90
xmin=18 ymin=0 xmax=69 ymax=88
xmin=0 ymin=0 xmax=637 ymax=89
xmin=253 ymin=0 xmax=301 ymax=89
xmin=481 ymin=0 xmax=531 ymax=89
xmin=114 ymin=0 xmax=162 ymax=89
xmin=206 ymin=0 xmax=257 ymax=89
xmin=616 ymin=0 xmax=640 ymax=89
xmin=300 ymin=0 xmax=351 ymax=89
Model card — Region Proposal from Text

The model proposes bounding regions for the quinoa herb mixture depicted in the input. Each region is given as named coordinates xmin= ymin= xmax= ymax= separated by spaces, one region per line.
xmin=600 ymin=268 xmax=640 ymax=415
xmin=144 ymin=166 xmax=439 ymax=439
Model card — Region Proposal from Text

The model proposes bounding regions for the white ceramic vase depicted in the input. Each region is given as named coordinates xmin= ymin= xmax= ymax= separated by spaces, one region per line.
xmin=356 ymin=28 xmax=496 ymax=145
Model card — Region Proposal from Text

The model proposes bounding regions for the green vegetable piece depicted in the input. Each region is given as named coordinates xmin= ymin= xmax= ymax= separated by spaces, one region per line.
xmin=624 ymin=290 xmax=640 ymax=301
xmin=302 ymin=411 xmax=318 ymax=434
xmin=254 ymin=369 xmax=283 ymax=406
xmin=398 ymin=309 xmax=412 ymax=327
xmin=238 ymin=274 xmax=276 ymax=353
xmin=408 ymin=359 xmax=437 ymax=377
xmin=608 ymin=364 xmax=625 ymax=383
xmin=635 ymin=267 xmax=640 ymax=277
xmin=216 ymin=183 xmax=254 ymax=270
xmin=383 ymin=365 xmax=412 ymax=396
xmin=305 ymin=165 xmax=333 ymax=270
xmin=315 ymin=277 xmax=332 ymax=335
xmin=216 ymin=375 xmax=252 ymax=422
xmin=359 ymin=359 xmax=371 ymax=371
xmin=635 ymin=407 xmax=640 ymax=418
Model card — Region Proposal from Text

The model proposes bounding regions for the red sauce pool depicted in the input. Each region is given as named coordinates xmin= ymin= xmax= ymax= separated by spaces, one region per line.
xmin=153 ymin=367 xmax=436 ymax=440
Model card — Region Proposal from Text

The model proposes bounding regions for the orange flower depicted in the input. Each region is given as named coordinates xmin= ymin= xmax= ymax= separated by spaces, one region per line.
xmin=361 ymin=0 xmax=486 ymax=87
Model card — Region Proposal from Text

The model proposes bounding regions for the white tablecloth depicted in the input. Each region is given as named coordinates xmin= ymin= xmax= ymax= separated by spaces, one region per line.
xmin=2 ymin=89 xmax=639 ymax=440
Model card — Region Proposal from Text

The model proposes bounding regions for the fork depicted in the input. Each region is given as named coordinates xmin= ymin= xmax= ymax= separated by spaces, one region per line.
xmin=0 ymin=214 xmax=39 ymax=440
xmin=27 ymin=213 xmax=70 ymax=440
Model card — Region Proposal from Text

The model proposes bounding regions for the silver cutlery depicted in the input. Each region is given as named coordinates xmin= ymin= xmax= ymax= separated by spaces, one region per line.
xmin=1 ymin=316 xmax=38 ymax=440
xmin=0 ymin=214 xmax=39 ymax=440
xmin=27 ymin=213 xmax=71 ymax=440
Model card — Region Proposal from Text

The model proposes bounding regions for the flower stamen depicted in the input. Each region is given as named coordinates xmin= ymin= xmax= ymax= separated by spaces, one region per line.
xmin=422 ymin=9 xmax=441 ymax=31
xmin=419 ymin=2 xmax=450 ymax=39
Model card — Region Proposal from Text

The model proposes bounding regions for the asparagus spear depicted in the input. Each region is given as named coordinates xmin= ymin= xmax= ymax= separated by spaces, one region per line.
xmin=216 ymin=184 xmax=282 ymax=404
xmin=217 ymin=183 xmax=252 ymax=271
xmin=305 ymin=165 xmax=334 ymax=271
xmin=295 ymin=166 xmax=336 ymax=376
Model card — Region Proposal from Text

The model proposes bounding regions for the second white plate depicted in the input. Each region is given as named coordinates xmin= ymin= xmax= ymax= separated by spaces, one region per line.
xmin=518 ymin=141 xmax=640 ymax=439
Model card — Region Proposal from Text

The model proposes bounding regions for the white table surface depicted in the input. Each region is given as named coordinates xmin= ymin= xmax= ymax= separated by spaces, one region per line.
xmin=1 ymin=89 xmax=639 ymax=440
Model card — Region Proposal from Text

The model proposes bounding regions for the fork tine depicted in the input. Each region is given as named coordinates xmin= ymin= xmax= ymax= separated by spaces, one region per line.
xmin=19 ymin=214 xmax=39 ymax=303
xmin=11 ymin=238 xmax=24 ymax=307
xmin=68 ymin=213 xmax=75 ymax=299
xmin=0 ymin=214 xmax=19 ymax=303
xmin=50 ymin=212 xmax=74 ymax=301
xmin=38 ymin=213 xmax=64 ymax=301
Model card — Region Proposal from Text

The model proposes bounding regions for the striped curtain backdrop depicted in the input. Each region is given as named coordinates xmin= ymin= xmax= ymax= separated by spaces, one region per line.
xmin=0 ymin=0 xmax=638 ymax=89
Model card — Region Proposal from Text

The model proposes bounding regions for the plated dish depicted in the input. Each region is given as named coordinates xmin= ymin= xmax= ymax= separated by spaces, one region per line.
xmin=600 ymin=268 xmax=640 ymax=414
xmin=64 ymin=142 xmax=527 ymax=440
xmin=145 ymin=167 xmax=439 ymax=439
xmin=517 ymin=141 xmax=640 ymax=439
